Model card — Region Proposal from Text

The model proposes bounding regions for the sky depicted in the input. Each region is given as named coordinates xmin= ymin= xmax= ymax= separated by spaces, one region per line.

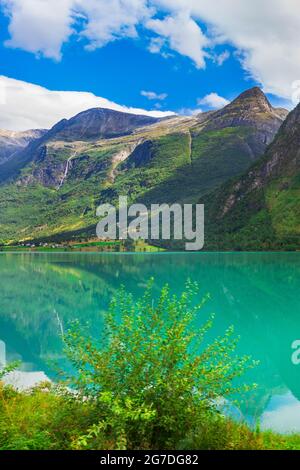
xmin=0 ymin=0 xmax=299 ymax=130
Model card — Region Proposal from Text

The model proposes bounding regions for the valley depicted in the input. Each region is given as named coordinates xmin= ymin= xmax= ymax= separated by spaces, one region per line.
xmin=0 ymin=86 xmax=297 ymax=251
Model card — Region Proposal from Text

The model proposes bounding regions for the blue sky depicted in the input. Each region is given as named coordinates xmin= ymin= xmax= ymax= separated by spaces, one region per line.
xmin=0 ymin=1 xmax=298 ymax=130
xmin=0 ymin=12 xmax=252 ymax=112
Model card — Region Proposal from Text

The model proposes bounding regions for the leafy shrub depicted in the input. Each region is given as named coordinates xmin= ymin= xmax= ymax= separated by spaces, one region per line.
xmin=64 ymin=279 xmax=256 ymax=450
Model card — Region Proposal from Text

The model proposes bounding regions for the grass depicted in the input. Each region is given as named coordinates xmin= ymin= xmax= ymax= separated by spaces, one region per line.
xmin=1 ymin=383 xmax=300 ymax=450
xmin=0 ymin=239 xmax=163 ymax=252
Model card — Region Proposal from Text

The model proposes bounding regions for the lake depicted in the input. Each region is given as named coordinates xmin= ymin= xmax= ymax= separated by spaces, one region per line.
xmin=0 ymin=252 xmax=300 ymax=434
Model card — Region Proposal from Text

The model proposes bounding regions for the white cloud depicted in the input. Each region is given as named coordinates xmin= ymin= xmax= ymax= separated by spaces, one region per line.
xmin=146 ymin=12 xmax=209 ymax=69
xmin=0 ymin=0 xmax=153 ymax=58
xmin=214 ymin=50 xmax=230 ymax=66
xmin=141 ymin=90 xmax=167 ymax=100
xmin=197 ymin=92 xmax=229 ymax=109
xmin=155 ymin=0 xmax=300 ymax=99
xmin=0 ymin=76 xmax=174 ymax=131
xmin=148 ymin=36 xmax=173 ymax=59
xmin=1 ymin=0 xmax=75 ymax=60
xmin=148 ymin=36 xmax=164 ymax=54
xmin=0 ymin=1 xmax=210 ymax=68
xmin=2 ymin=1 xmax=300 ymax=98
xmin=178 ymin=107 xmax=202 ymax=116
xmin=75 ymin=0 xmax=152 ymax=50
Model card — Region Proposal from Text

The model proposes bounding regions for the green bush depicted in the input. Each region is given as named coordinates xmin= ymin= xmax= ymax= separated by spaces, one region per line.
xmin=63 ymin=279 xmax=256 ymax=450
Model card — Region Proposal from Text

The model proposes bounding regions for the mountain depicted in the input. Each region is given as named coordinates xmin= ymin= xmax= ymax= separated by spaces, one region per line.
xmin=200 ymin=87 xmax=287 ymax=151
xmin=49 ymin=108 xmax=160 ymax=141
xmin=0 ymin=129 xmax=47 ymax=165
xmin=127 ymin=87 xmax=288 ymax=205
xmin=0 ymin=108 xmax=161 ymax=184
xmin=0 ymin=88 xmax=289 ymax=245
xmin=204 ymin=101 xmax=300 ymax=251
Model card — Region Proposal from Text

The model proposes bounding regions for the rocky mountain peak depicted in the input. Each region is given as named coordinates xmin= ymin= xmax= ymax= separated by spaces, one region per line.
xmin=199 ymin=87 xmax=288 ymax=151
xmin=262 ymin=102 xmax=300 ymax=177
xmin=230 ymin=86 xmax=273 ymax=113
xmin=50 ymin=107 xmax=160 ymax=141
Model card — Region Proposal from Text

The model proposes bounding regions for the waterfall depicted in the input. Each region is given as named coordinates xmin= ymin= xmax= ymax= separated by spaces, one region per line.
xmin=57 ymin=155 xmax=73 ymax=190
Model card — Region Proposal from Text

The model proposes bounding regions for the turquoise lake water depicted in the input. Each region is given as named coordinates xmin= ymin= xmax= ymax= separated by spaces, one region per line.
xmin=0 ymin=252 xmax=300 ymax=433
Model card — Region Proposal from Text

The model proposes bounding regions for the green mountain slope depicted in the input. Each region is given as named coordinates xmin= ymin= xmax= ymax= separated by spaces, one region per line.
xmin=204 ymin=102 xmax=300 ymax=251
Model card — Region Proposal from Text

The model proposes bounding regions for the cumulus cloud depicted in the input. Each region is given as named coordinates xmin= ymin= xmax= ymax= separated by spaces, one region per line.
xmin=214 ymin=50 xmax=230 ymax=66
xmin=141 ymin=90 xmax=167 ymax=100
xmin=197 ymin=92 xmax=230 ymax=109
xmin=2 ymin=1 xmax=300 ymax=98
xmin=146 ymin=12 xmax=209 ymax=69
xmin=178 ymin=107 xmax=202 ymax=116
xmin=156 ymin=0 xmax=300 ymax=99
xmin=1 ymin=0 xmax=75 ymax=60
xmin=0 ymin=0 xmax=153 ymax=58
xmin=75 ymin=0 xmax=151 ymax=50
xmin=0 ymin=76 xmax=174 ymax=131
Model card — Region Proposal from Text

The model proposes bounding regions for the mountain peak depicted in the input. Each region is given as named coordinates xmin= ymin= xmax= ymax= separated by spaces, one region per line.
xmin=199 ymin=86 xmax=287 ymax=150
xmin=51 ymin=107 xmax=160 ymax=141
xmin=229 ymin=86 xmax=273 ymax=113
xmin=237 ymin=86 xmax=267 ymax=98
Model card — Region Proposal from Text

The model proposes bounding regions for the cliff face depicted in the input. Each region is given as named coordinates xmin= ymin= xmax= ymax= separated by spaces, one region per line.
xmin=222 ymin=102 xmax=300 ymax=209
xmin=205 ymin=102 xmax=300 ymax=250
